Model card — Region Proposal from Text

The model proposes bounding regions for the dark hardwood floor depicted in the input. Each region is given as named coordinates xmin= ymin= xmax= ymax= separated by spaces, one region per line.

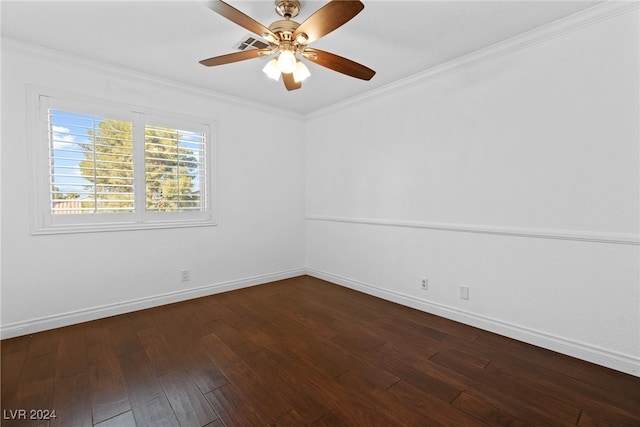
xmin=1 ymin=276 xmax=639 ymax=426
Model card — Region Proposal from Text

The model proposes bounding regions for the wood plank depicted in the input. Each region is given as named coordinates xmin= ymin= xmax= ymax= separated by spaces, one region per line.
xmin=206 ymin=319 xmax=248 ymax=349
xmin=286 ymin=358 xmax=401 ymax=426
xmin=159 ymin=369 xmax=220 ymax=427
xmin=486 ymin=358 xmax=639 ymax=420
xmin=181 ymin=341 xmax=229 ymax=394
xmin=239 ymin=349 xmax=334 ymax=424
xmin=385 ymin=380 xmax=489 ymax=427
xmin=452 ymin=391 xmax=530 ymax=426
xmin=26 ymin=330 xmax=60 ymax=359
xmin=311 ymin=410 xmax=352 ymax=427
xmin=333 ymin=370 xmax=426 ymax=426
xmin=50 ymin=373 xmax=92 ymax=427
xmin=87 ymin=327 xmax=132 ymax=424
xmin=6 ymin=352 xmax=57 ymax=427
xmin=127 ymin=309 xmax=157 ymax=332
xmin=1 ymin=350 xmax=27 ymax=408
xmin=54 ymin=325 xmax=87 ymax=380
xmin=464 ymin=376 xmax=580 ymax=426
xmin=430 ymin=347 xmax=491 ymax=373
xmin=137 ymin=326 xmax=182 ymax=376
xmin=578 ymin=410 xmax=640 ymax=427
xmin=268 ymin=409 xmax=308 ymax=426
xmin=108 ymin=322 xmax=143 ymax=356
xmin=205 ymin=383 xmax=263 ymax=426
xmin=1 ymin=334 xmax=31 ymax=355
xmin=215 ymin=359 xmax=292 ymax=423
xmin=360 ymin=345 xmax=465 ymax=402
xmin=93 ymin=411 xmax=137 ymax=427
xmin=118 ymin=350 xmax=179 ymax=427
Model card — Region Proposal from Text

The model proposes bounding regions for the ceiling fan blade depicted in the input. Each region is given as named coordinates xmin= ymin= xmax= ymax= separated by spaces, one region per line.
xmin=203 ymin=0 xmax=276 ymax=40
xmin=293 ymin=1 xmax=364 ymax=44
xmin=199 ymin=48 xmax=271 ymax=66
xmin=303 ymin=48 xmax=375 ymax=80
xmin=282 ymin=73 xmax=302 ymax=91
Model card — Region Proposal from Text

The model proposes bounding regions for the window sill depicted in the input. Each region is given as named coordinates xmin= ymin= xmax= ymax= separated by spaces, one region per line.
xmin=31 ymin=218 xmax=217 ymax=235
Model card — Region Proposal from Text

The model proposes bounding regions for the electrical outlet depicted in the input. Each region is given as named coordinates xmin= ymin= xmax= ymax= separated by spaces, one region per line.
xmin=181 ymin=269 xmax=190 ymax=282
xmin=421 ymin=278 xmax=428 ymax=290
xmin=460 ymin=286 xmax=469 ymax=300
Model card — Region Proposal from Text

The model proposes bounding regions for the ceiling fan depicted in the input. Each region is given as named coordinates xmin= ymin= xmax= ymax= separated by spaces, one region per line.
xmin=199 ymin=0 xmax=376 ymax=91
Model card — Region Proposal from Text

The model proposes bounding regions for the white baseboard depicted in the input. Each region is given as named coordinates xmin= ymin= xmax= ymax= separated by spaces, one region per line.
xmin=306 ymin=268 xmax=640 ymax=377
xmin=0 ymin=268 xmax=306 ymax=340
xmin=4 ymin=266 xmax=638 ymax=376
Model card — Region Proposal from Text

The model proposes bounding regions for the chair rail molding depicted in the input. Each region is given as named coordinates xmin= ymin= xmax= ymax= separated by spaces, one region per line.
xmin=306 ymin=215 xmax=640 ymax=246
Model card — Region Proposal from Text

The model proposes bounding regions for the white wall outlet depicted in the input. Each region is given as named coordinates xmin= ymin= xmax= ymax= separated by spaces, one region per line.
xmin=460 ymin=286 xmax=469 ymax=300
xmin=181 ymin=269 xmax=190 ymax=282
xmin=421 ymin=278 xmax=428 ymax=290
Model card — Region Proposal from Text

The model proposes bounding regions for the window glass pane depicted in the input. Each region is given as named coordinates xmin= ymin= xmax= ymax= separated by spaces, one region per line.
xmin=48 ymin=110 xmax=134 ymax=214
xmin=144 ymin=124 xmax=206 ymax=212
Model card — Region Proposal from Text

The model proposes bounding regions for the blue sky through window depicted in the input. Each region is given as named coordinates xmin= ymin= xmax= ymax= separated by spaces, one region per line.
xmin=49 ymin=109 xmax=205 ymax=211
xmin=49 ymin=110 xmax=105 ymax=197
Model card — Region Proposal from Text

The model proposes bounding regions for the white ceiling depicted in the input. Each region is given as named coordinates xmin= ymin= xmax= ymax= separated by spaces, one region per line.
xmin=1 ymin=0 xmax=601 ymax=115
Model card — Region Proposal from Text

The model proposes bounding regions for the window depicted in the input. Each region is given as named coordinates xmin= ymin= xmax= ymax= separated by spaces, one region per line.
xmin=49 ymin=110 xmax=135 ymax=214
xmin=32 ymin=92 xmax=215 ymax=234
xmin=144 ymin=124 xmax=206 ymax=213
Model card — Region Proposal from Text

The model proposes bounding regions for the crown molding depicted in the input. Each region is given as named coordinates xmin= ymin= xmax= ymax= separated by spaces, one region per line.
xmin=306 ymin=0 xmax=639 ymax=119
xmin=0 ymin=37 xmax=306 ymax=121
xmin=1 ymin=1 xmax=637 ymax=120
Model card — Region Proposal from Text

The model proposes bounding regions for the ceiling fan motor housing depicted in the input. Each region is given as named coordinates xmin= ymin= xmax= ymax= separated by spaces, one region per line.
xmin=274 ymin=0 xmax=301 ymax=18
xmin=268 ymin=19 xmax=300 ymax=41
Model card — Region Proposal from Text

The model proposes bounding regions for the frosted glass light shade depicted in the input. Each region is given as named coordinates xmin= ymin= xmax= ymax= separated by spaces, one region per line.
xmin=293 ymin=61 xmax=310 ymax=83
xmin=262 ymin=59 xmax=281 ymax=81
xmin=278 ymin=49 xmax=297 ymax=74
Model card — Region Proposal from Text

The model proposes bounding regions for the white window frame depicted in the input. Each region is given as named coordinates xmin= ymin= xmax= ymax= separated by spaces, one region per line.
xmin=28 ymin=87 xmax=216 ymax=234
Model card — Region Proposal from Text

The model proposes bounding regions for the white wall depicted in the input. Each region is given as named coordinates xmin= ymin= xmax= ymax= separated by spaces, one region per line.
xmin=1 ymin=3 xmax=638 ymax=377
xmin=305 ymin=5 xmax=640 ymax=375
xmin=0 ymin=42 xmax=306 ymax=337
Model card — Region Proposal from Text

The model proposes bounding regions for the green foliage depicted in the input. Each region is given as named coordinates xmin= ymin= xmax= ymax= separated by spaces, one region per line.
xmin=51 ymin=186 xmax=80 ymax=200
xmin=77 ymin=119 xmax=200 ymax=213
xmin=144 ymin=126 xmax=200 ymax=212
xmin=78 ymin=119 xmax=134 ymax=213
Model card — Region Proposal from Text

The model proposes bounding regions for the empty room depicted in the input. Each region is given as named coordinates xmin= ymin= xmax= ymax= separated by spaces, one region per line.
xmin=1 ymin=0 xmax=638 ymax=426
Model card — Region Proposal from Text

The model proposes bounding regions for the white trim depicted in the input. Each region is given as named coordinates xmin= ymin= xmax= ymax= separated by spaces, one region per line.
xmin=0 ymin=268 xmax=306 ymax=339
xmin=3 ymin=266 xmax=638 ymax=376
xmin=306 ymin=268 xmax=640 ymax=377
xmin=307 ymin=1 xmax=640 ymax=119
xmin=306 ymin=215 xmax=640 ymax=246
xmin=3 ymin=3 xmax=636 ymax=120
xmin=0 ymin=37 xmax=305 ymax=121
xmin=28 ymin=86 xmax=217 ymax=234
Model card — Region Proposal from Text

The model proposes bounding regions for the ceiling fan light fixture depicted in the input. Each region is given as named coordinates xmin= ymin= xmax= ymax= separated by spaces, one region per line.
xmin=293 ymin=60 xmax=310 ymax=83
xmin=277 ymin=49 xmax=297 ymax=74
xmin=262 ymin=58 xmax=281 ymax=80
xmin=262 ymin=32 xmax=278 ymax=45
xmin=295 ymin=32 xmax=309 ymax=45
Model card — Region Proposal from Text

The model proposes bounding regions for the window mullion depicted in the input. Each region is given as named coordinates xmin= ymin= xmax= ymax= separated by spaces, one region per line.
xmin=132 ymin=112 xmax=146 ymax=222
